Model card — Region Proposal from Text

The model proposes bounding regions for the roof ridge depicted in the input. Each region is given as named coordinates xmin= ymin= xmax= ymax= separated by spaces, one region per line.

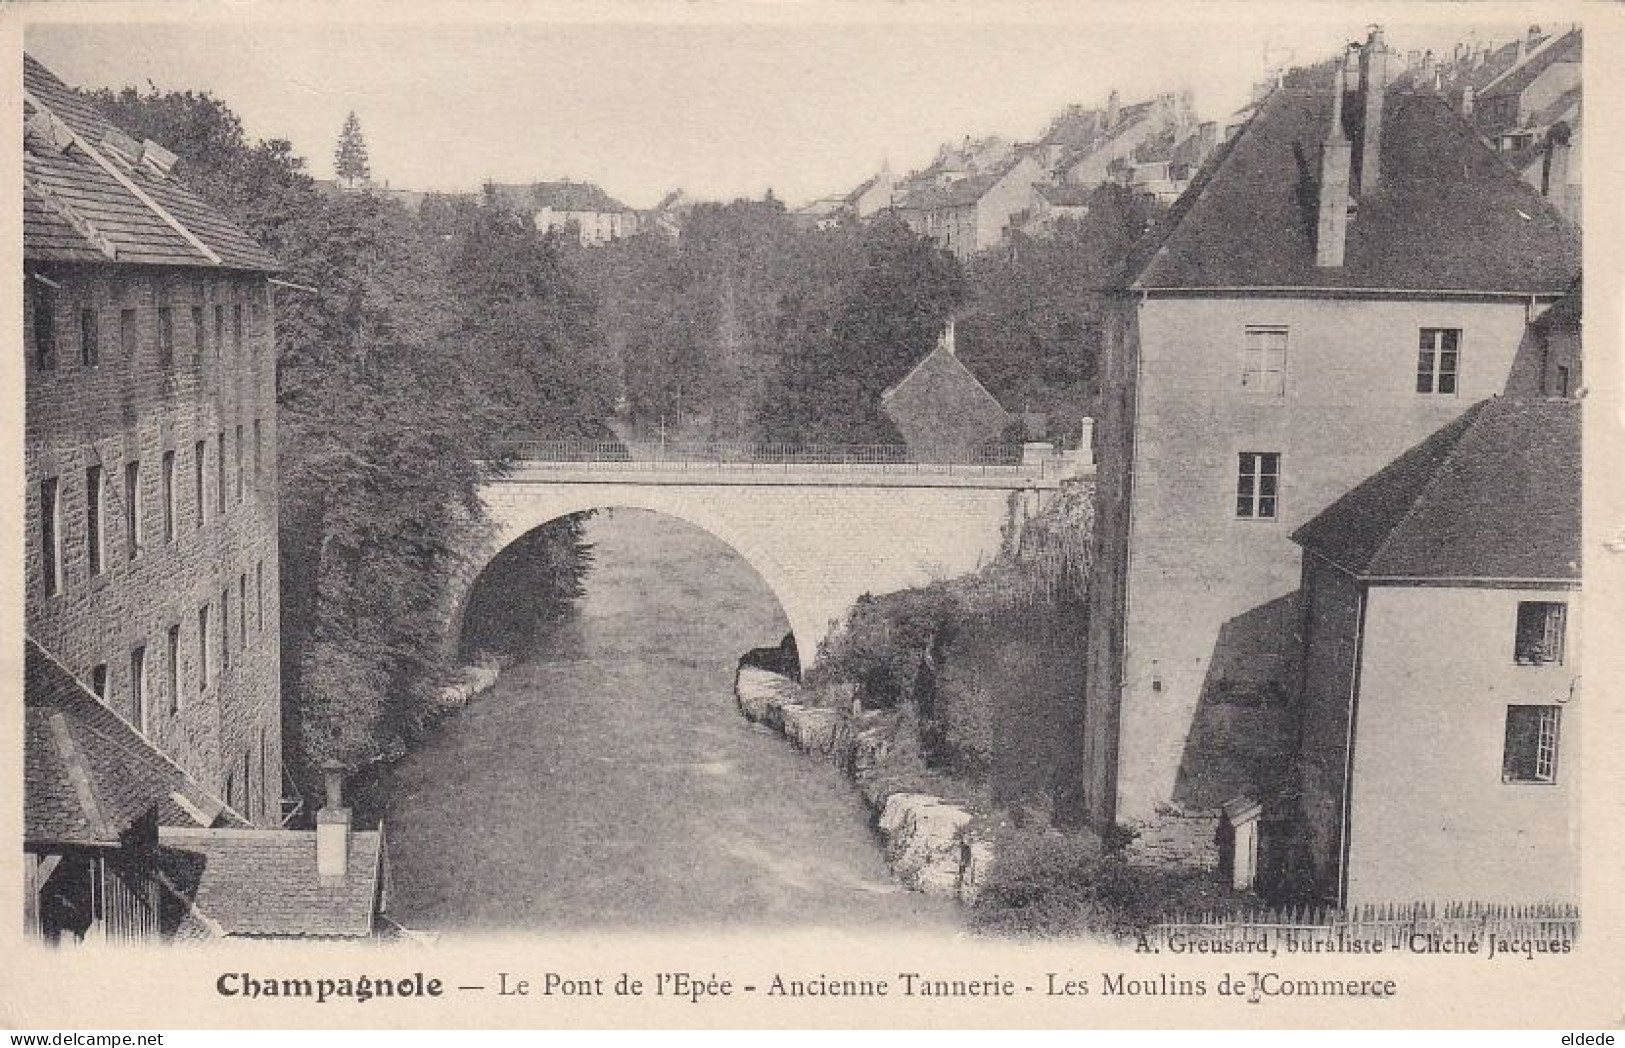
xmin=1362 ymin=396 xmax=1495 ymax=573
xmin=47 ymin=710 xmax=115 ymax=842
xmin=1128 ymin=87 xmax=1275 ymax=289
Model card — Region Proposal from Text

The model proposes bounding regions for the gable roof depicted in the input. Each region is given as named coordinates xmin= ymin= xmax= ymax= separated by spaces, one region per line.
xmin=1292 ymin=396 xmax=1580 ymax=582
xmin=23 ymin=55 xmax=279 ymax=272
xmin=24 ymin=639 xmax=243 ymax=847
xmin=1480 ymin=28 xmax=1581 ymax=101
xmin=1130 ymin=86 xmax=1578 ymax=294
xmin=158 ymin=825 xmax=385 ymax=938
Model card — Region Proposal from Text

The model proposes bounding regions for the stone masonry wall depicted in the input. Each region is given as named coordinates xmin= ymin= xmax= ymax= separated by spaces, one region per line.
xmin=24 ymin=261 xmax=282 ymax=826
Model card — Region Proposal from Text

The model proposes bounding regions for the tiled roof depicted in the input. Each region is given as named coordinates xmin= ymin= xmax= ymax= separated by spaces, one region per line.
xmin=23 ymin=55 xmax=279 ymax=271
xmin=1292 ymin=396 xmax=1580 ymax=581
xmin=159 ymin=825 xmax=385 ymax=938
xmin=1130 ymin=87 xmax=1578 ymax=293
xmin=1480 ymin=29 xmax=1581 ymax=101
xmin=24 ymin=639 xmax=241 ymax=846
xmin=881 ymin=341 xmax=1009 ymax=452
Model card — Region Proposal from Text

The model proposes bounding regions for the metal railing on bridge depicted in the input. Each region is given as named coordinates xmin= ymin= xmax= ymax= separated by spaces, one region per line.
xmin=495 ymin=439 xmax=1070 ymax=477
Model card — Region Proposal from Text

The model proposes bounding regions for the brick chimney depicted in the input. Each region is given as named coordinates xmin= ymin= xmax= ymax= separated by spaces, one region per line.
xmin=939 ymin=316 xmax=957 ymax=356
xmin=315 ymin=759 xmax=351 ymax=887
xmin=1359 ymin=27 xmax=1393 ymax=195
xmin=1315 ymin=49 xmax=1356 ymax=268
xmin=1462 ymin=85 xmax=1475 ymax=117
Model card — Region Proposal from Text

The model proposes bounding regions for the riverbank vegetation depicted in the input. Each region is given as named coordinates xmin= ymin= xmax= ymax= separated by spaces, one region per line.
xmin=86 ymin=88 xmax=611 ymax=796
xmin=791 ymin=480 xmax=1251 ymax=935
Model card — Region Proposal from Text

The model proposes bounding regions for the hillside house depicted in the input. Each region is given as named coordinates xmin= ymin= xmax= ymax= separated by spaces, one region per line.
xmin=895 ymin=149 xmax=1047 ymax=260
xmin=488 ymin=180 xmax=640 ymax=245
xmin=1292 ymin=397 xmax=1579 ymax=906
xmin=1082 ymin=29 xmax=1580 ymax=865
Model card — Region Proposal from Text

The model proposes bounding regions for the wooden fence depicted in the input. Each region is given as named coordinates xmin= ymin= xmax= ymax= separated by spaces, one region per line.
xmin=1149 ymin=901 xmax=1580 ymax=951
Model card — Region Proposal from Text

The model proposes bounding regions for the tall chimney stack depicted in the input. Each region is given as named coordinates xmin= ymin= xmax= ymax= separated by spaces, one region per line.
xmin=1359 ymin=27 xmax=1392 ymax=194
xmin=1316 ymin=49 xmax=1356 ymax=268
xmin=316 ymin=759 xmax=351 ymax=886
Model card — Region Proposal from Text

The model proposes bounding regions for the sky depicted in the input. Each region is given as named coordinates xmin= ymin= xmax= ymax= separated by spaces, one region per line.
xmin=24 ymin=10 xmax=1545 ymax=210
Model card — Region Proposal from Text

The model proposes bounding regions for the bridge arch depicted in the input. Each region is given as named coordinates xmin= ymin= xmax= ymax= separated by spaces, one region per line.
xmin=447 ymin=488 xmax=825 ymax=673
xmin=445 ymin=459 xmax=1080 ymax=676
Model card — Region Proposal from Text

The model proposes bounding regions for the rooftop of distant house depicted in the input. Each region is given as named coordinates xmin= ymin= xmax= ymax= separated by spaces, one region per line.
xmin=1293 ymin=395 xmax=1580 ymax=582
xmin=22 ymin=54 xmax=278 ymax=271
xmin=1128 ymin=76 xmax=1578 ymax=294
xmin=486 ymin=179 xmax=633 ymax=214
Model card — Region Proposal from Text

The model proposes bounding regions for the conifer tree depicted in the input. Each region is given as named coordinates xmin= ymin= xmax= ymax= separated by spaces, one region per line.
xmin=333 ymin=110 xmax=371 ymax=190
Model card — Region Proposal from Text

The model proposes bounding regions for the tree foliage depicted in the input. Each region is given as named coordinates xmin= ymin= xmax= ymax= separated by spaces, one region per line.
xmin=86 ymin=84 xmax=606 ymax=787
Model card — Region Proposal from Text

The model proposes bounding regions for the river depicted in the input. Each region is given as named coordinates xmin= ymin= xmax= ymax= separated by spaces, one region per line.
xmin=367 ymin=508 xmax=959 ymax=934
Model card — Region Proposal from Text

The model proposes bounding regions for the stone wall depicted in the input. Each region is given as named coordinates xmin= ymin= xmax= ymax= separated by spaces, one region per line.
xmin=24 ymin=260 xmax=282 ymax=826
xmin=735 ymin=666 xmax=993 ymax=904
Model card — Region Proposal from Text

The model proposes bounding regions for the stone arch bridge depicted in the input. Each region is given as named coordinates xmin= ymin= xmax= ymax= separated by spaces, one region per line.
xmin=448 ymin=441 xmax=1091 ymax=672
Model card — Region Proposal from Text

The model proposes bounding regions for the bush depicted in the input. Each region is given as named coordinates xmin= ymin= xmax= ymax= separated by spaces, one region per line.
xmin=970 ymin=825 xmax=1254 ymax=939
xmin=808 ymin=586 xmax=958 ymax=710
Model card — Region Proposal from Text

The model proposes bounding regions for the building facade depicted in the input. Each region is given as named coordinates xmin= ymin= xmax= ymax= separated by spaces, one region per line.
xmin=1082 ymin=30 xmax=1579 ymax=854
xmin=24 ymin=54 xmax=284 ymax=828
xmin=1292 ymin=398 xmax=1579 ymax=906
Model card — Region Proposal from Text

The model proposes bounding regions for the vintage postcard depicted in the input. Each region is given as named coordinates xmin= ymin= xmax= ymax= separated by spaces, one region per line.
xmin=2 ymin=0 xmax=1622 ymax=1031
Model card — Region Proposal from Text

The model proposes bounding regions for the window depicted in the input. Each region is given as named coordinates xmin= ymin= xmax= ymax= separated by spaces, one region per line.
xmin=256 ymin=560 xmax=265 ymax=632
xmin=124 ymin=460 xmax=142 ymax=560
xmin=1235 ymin=452 xmax=1281 ymax=519
xmin=198 ymin=604 xmax=211 ymax=693
xmin=157 ymin=306 xmax=174 ymax=368
xmin=1556 ymin=365 xmax=1571 ymax=398
xmin=233 ymin=304 xmax=243 ymax=354
xmin=86 ymin=464 xmax=106 ymax=577
xmin=214 ymin=304 xmax=225 ymax=358
xmin=1241 ymin=326 xmax=1287 ymax=395
xmin=41 ymin=477 xmax=61 ymax=597
xmin=239 ymin=573 xmax=249 ymax=650
xmin=80 ymin=309 xmax=99 ymax=368
xmin=194 ymin=440 xmax=207 ymax=528
xmin=1514 ymin=601 xmax=1567 ymax=665
xmin=166 ymin=624 xmax=181 ymax=719
xmin=31 ymin=278 xmax=57 ymax=370
xmin=120 ymin=308 xmax=138 ymax=359
xmin=253 ymin=420 xmax=264 ymax=483
xmin=243 ymin=750 xmax=253 ymax=818
xmin=235 ymin=425 xmax=245 ymax=503
xmin=217 ymin=431 xmax=227 ymax=514
xmin=191 ymin=305 xmax=205 ymax=361
xmin=260 ymin=726 xmax=269 ymax=822
xmin=130 ymin=645 xmax=147 ymax=736
xmin=90 ymin=664 xmax=108 ymax=701
xmin=161 ymin=450 xmax=177 ymax=543
xmin=221 ymin=586 xmax=231 ymax=672
xmin=1416 ymin=328 xmax=1460 ymax=394
xmin=1503 ymin=705 xmax=1561 ymax=784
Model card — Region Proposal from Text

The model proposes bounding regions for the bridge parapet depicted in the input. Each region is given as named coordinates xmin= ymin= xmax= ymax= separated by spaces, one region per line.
xmin=494 ymin=439 xmax=1090 ymax=487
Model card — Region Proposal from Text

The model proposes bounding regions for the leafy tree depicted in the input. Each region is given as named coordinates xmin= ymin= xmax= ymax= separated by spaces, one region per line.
xmin=958 ymin=183 xmax=1158 ymax=444
xmin=333 ymin=110 xmax=371 ymax=189
xmin=443 ymin=188 xmax=617 ymax=439
xmin=84 ymin=84 xmax=601 ymax=792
